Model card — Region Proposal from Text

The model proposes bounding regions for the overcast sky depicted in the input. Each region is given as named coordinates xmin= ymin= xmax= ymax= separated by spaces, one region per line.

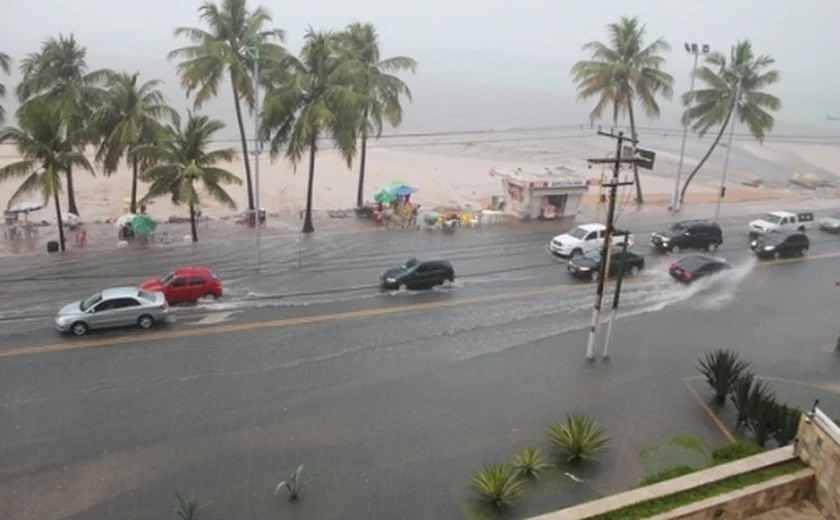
xmin=3 ymin=0 xmax=839 ymax=128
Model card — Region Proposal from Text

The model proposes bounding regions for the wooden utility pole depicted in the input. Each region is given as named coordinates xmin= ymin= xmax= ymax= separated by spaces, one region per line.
xmin=584 ymin=130 xmax=641 ymax=360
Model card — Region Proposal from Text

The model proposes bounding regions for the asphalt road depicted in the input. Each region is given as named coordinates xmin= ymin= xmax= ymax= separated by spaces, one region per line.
xmin=2 ymin=211 xmax=840 ymax=519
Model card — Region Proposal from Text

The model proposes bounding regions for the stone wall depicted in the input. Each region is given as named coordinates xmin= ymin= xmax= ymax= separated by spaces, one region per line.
xmin=794 ymin=407 xmax=840 ymax=519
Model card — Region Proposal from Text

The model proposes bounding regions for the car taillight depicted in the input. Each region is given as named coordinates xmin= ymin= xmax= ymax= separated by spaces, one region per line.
xmin=682 ymin=270 xmax=693 ymax=279
xmin=670 ymin=263 xmax=676 ymax=270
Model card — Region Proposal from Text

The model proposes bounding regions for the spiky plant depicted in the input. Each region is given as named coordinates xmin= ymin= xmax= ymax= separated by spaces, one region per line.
xmin=174 ymin=491 xmax=199 ymax=520
xmin=748 ymin=396 xmax=779 ymax=447
xmin=729 ymin=373 xmax=755 ymax=429
xmin=274 ymin=463 xmax=311 ymax=501
xmin=547 ymin=413 xmax=609 ymax=463
xmin=773 ymin=405 xmax=802 ymax=447
xmin=510 ymin=446 xmax=553 ymax=479
xmin=698 ymin=348 xmax=750 ymax=405
xmin=469 ymin=463 xmax=526 ymax=509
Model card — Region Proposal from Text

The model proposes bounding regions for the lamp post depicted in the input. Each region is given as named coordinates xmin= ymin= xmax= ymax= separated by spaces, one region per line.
xmin=713 ymin=81 xmax=741 ymax=223
xmin=248 ymin=40 xmax=263 ymax=270
xmin=671 ymin=42 xmax=709 ymax=212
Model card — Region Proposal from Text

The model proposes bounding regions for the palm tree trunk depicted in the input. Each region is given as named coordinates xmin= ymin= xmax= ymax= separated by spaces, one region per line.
xmin=356 ymin=130 xmax=368 ymax=208
xmin=679 ymin=107 xmax=734 ymax=205
xmin=627 ymin=102 xmax=643 ymax=204
xmin=189 ymin=201 xmax=198 ymax=243
xmin=65 ymin=167 xmax=79 ymax=216
xmin=130 ymin=156 xmax=138 ymax=214
xmin=53 ymin=186 xmax=66 ymax=252
xmin=302 ymin=139 xmax=317 ymax=234
xmin=230 ymin=74 xmax=255 ymax=211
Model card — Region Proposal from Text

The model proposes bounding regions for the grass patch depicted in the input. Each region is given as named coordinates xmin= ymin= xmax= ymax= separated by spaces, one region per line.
xmin=584 ymin=460 xmax=805 ymax=520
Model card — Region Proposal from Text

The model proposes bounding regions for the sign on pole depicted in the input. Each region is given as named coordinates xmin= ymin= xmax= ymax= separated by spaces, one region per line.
xmin=621 ymin=146 xmax=656 ymax=170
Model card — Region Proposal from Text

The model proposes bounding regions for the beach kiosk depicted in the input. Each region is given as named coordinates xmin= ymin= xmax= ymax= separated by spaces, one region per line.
xmin=489 ymin=167 xmax=591 ymax=220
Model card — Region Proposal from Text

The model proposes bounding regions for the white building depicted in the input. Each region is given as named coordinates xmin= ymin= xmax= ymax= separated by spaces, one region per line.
xmin=489 ymin=166 xmax=594 ymax=220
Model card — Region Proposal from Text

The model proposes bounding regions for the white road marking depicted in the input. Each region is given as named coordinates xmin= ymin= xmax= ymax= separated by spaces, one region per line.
xmin=190 ymin=311 xmax=241 ymax=326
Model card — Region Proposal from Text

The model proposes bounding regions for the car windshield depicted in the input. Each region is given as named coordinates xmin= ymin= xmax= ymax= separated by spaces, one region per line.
xmin=667 ymin=223 xmax=684 ymax=232
xmin=583 ymin=249 xmax=601 ymax=262
xmin=677 ymin=256 xmax=710 ymax=271
xmin=137 ymin=289 xmax=156 ymax=302
xmin=80 ymin=292 xmax=103 ymax=311
xmin=567 ymin=227 xmax=589 ymax=239
xmin=159 ymin=272 xmax=176 ymax=285
xmin=399 ymin=259 xmax=418 ymax=271
xmin=761 ymin=213 xmax=783 ymax=224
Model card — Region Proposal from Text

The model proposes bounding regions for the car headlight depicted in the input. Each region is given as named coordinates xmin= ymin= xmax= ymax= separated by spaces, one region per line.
xmin=763 ymin=246 xmax=775 ymax=251
xmin=750 ymin=240 xmax=757 ymax=247
xmin=577 ymin=266 xmax=591 ymax=271
xmin=385 ymin=277 xmax=396 ymax=283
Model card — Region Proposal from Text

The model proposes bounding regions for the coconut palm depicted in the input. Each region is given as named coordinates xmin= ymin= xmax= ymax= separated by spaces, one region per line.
xmin=678 ymin=40 xmax=781 ymax=204
xmin=338 ymin=22 xmax=416 ymax=208
xmin=570 ymin=16 xmax=674 ymax=204
xmin=95 ymin=72 xmax=176 ymax=213
xmin=0 ymin=99 xmax=94 ymax=251
xmin=169 ymin=0 xmax=286 ymax=212
xmin=261 ymin=29 xmax=359 ymax=234
xmin=135 ymin=112 xmax=242 ymax=242
xmin=15 ymin=34 xmax=110 ymax=217
xmin=0 ymin=52 xmax=11 ymax=124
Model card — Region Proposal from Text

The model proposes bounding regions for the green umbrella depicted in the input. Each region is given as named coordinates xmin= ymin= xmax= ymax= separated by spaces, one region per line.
xmin=374 ymin=189 xmax=397 ymax=203
xmin=131 ymin=214 xmax=157 ymax=235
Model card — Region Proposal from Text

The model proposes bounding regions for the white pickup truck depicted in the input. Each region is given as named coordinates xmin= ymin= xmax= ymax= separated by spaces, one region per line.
xmin=748 ymin=210 xmax=814 ymax=238
xmin=549 ymin=223 xmax=635 ymax=258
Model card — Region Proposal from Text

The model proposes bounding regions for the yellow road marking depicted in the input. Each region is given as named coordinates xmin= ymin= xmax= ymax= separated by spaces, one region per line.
xmin=682 ymin=377 xmax=737 ymax=443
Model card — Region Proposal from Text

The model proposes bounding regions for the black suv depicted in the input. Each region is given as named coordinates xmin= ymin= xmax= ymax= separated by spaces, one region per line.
xmin=650 ymin=220 xmax=723 ymax=253
xmin=750 ymin=230 xmax=809 ymax=259
xmin=380 ymin=258 xmax=455 ymax=290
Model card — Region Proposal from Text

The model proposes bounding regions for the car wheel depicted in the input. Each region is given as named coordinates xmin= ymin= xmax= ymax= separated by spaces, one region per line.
xmin=398 ymin=283 xmax=408 ymax=292
xmin=800 ymin=247 xmax=808 ymax=256
xmin=202 ymin=292 xmax=217 ymax=301
xmin=628 ymin=265 xmax=640 ymax=276
xmin=71 ymin=321 xmax=88 ymax=336
xmin=773 ymin=250 xmax=781 ymax=260
xmin=707 ymin=242 xmax=718 ymax=252
xmin=589 ymin=270 xmax=599 ymax=282
xmin=671 ymin=245 xmax=681 ymax=254
xmin=570 ymin=249 xmax=582 ymax=259
xmin=137 ymin=314 xmax=154 ymax=329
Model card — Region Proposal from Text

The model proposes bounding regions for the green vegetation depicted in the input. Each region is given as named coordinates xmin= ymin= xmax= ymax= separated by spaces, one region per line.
xmin=510 ymin=446 xmax=553 ymax=479
xmin=588 ymin=460 xmax=805 ymax=520
xmin=547 ymin=412 xmax=609 ymax=463
xmin=273 ymin=463 xmax=311 ymax=501
xmin=711 ymin=441 xmax=763 ymax=465
xmin=698 ymin=348 xmax=749 ymax=405
xmin=469 ymin=464 xmax=526 ymax=509
xmin=638 ymin=465 xmax=697 ymax=486
xmin=174 ymin=491 xmax=199 ymax=520
xmin=0 ymin=51 xmax=10 ymax=124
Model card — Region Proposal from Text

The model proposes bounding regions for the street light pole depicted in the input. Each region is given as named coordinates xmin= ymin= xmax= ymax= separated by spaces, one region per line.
xmin=713 ymin=82 xmax=740 ymax=223
xmin=672 ymin=42 xmax=709 ymax=212
xmin=251 ymin=40 xmax=263 ymax=270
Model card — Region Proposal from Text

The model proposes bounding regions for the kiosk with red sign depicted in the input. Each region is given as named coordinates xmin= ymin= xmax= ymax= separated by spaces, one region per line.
xmin=489 ymin=167 xmax=592 ymax=220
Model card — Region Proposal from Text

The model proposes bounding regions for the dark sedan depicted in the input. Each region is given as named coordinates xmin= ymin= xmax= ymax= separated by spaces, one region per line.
xmin=750 ymin=230 xmax=809 ymax=259
xmin=380 ymin=258 xmax=455 ymax=291
xmin=668 ymin=254 xmax=731 ymax=284
xmin=567 ymin=249 xmax=645 ymax=282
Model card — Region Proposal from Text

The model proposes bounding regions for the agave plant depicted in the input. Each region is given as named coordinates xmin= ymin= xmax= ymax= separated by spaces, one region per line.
xmin=510 ymin=446 xmax=553 ymax=479
xmin=773 ymin=405 xmax=802 ymax=447
xmin=547 ymin=413 xmax=609 ymax=463
xmin=174 ymin=491 xmax=199 ymax=520
xmin=469 ymin=463 xmax=526 ymax=509
xmin=274 ymin=464 xmax=311 ymax=501
xmin=698 ymin=349 xmax=750 ymax=405
xmin=729 ymin=373 xmax=755 ymax=429
xmin=748 ymin=396 xmax=780 ymax=447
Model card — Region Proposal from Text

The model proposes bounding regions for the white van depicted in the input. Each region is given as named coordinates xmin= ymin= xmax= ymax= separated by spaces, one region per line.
xmin=748 ymin=210 xmax=813 ymax=238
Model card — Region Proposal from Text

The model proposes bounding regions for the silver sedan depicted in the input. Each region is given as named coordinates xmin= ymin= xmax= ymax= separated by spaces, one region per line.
xmin=55 ymin=286 xmax=171 ymax=336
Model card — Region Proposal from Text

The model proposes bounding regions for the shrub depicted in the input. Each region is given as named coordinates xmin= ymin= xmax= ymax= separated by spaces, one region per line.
xmin=698 ymin=349 xmax=750 ymax=405
xmin=748 ymin=396 xmax=779 ymax=447
xmin=547 ymin=412 xmax=609 ymax=463
xmin=510 ymin=446 xmax=552 ymax=479
xmin=469 ymin=463 xmax=526 ymax=509
xmin=730 ymin=377 xmax=775 ymax=431
xmin=711 ymin=441 xmax=764 ymax=465
xmin=638 ymin=465 xmax=697 ymax=486
xmin=174 ymin=491 xmax=199 ymax=520
xmin=773 ymin=405 xmax=802 ymax=447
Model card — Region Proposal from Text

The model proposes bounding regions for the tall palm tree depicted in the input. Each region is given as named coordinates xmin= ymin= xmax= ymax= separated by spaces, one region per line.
xmin=0 ymin=52 xmax=11 ymax=125
xmin=678 ymin=40 xmax=781 ymax=204
xmin=0 ymin=99 xmax=94 ymax=251
xmin=338 ymin=22 xmax=417 ymax=208
xmin=169 ymin=0 xmax=286 ymax=212
xmin=135 ymin=111 xmax=241 ymax=242
xmin=261 ymin=29 xmax=359 ymax=234
xmin=16 ymin=34 xmax=109 ymax=217
xmin=570 ymin=16 xmax=674 ymax=204
xmin=95 ymin=71 xmax=177 ymax=213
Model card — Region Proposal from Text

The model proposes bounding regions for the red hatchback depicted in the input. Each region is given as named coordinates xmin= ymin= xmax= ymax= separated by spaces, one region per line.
xmin=140 ymin=266 xmax=223 ymax=304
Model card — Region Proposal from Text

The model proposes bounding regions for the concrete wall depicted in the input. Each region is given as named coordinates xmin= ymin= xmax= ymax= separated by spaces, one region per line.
xmin=794 ymin=407 xmax=840 ymax=519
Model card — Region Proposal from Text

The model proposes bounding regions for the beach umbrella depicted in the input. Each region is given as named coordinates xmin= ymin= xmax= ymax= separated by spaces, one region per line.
xmin=7 ymin=202 xmax=43 ymax=214
xmin=115 ymin=213 xmax=137 ymax=228
xmin=386 ymin=180 xmax=406 ymax=189
xmin=374 ymin=189 xmax=397 ymax=203
xmin=131 ymin=214 xmax=157 ymax=235
xmin=390 ymin=185 xmax=418 ymax=196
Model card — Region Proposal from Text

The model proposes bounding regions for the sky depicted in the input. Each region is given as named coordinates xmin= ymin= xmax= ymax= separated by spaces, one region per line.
xmin=2 ymin=0 xmax=840 ymax=131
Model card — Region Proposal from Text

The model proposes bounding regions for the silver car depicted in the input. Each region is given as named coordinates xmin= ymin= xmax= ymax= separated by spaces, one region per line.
xmin=55 ymin=286 xmax=170 ymax=336
xmin=819 ymin=212 xmax=840 ymax=233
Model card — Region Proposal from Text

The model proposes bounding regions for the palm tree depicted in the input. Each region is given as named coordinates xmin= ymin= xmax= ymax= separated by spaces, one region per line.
xmin=95 ymin=71 xmax=176 ymax=213
xmin=169 ymin=0 xmax=286 ymax=212
xmin=0 ymin=52 xmax=11 ymax=125
xmin=338 ymin=22 xmax=417 ymax=208
xmin=261 ymin=29 xmax=359 ymax=234
xmin=678 ymin=40 xmax=781 ymax=204
xmin=135 ymin=111 xmax=241 ymax=242
xmin=15 ymin=34 xmax=110 ymax=217
xmin=0 ymin=99 xmax=94 ymax=251
xmin=570 ymin=16 xmax=674 ymax=204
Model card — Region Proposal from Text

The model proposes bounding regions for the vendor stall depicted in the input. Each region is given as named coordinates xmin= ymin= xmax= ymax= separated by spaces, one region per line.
xmin=489 ymin=167 xmax=593 ymax=220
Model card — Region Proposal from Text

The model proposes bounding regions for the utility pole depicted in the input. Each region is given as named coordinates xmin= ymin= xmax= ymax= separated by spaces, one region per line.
xmin=602 ymin=231 xmax=630 ymax=359
xmin=713 ymin=81 xmax=741 ymax=223
xmin=584 ymin=130 xmax=638 ymax=360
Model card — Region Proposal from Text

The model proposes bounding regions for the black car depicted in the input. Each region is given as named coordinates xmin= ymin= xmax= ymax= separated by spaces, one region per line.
xmin=380 ymin=258 xmax=455 ymax=290
xmin=650 ymin=220 xmax=723 ymax=253
xmin=567 ymin=249 xmax=645 ymax=282
xmin=668 ymin=254 xmax=731 ymax=284
xmin=749 ymin=230 xmax=809 ymax=259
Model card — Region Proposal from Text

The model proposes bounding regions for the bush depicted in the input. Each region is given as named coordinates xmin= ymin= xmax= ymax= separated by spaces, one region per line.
xmin=469 ymin=464 xmax=526 ymax=509
xmin=638 ymin=465 xmax=697 ymax=486
xmin=773 ymin=405 xmax=802 ymax=447
xmin=711 ymin=441 xmax=764 ymax=465
xmin=698 ymin=349 xmax=750 ymax=405
xmin=547 ymin=412 xmax=609 ymax=463
xmin=510 ymin=446 xmax=552 ymax=479
xmin=730 ymin=377 xmax=775 ymax=431
xmin=748 ymin=396 xmax=779 ymax=447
